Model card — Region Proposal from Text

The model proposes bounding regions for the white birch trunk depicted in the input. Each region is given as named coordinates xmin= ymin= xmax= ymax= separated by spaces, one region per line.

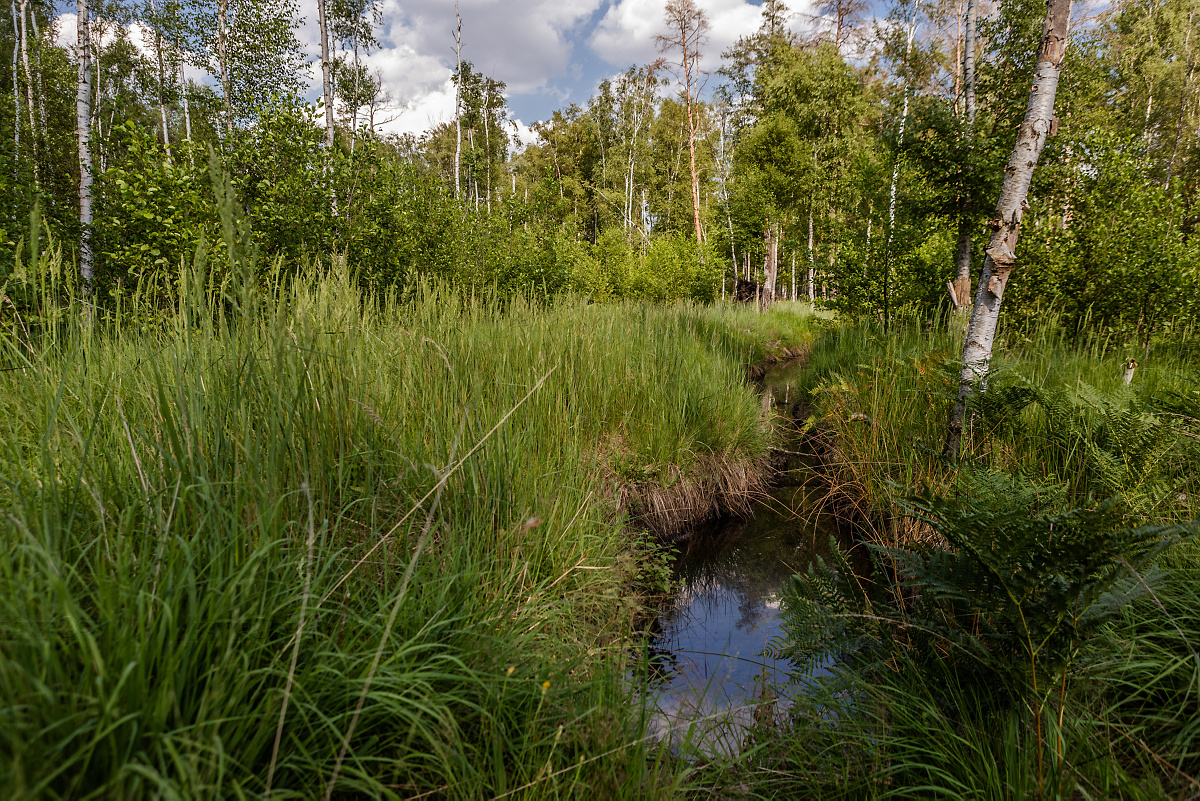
xmin=17 ymin=0 xmax=36 ymax=183
xmin=964 ymin=0 xmax=977 ymax=124
xmin=181 ymin=64 xmax=192 ymax=140
xmin=218 ymin=0 xmax=231 ymax=135
xmin=76 ymin=0 xmax=93 ymax=290
xmin=885 ymin=0 xmax=921 ymax=319
xmin=453 ymin=4 xmax=462 ymax=200
xmin=807 ymin=210 xmax=816 ymax=302
xmin=950 ymin=0 xmax=978 ymax=312
xmin=28 ymin=5 xmax=46 ymax=146
xmin=150 ymin=0 xmax=170 ymax=158
xmin=791 ymin=252 xmax=796 ymax=302
xmin=945 ymin=0 xmax=1072 ymax=459
xmin=10 ymin=1 xmax=20 ymax=156
xmin=317 ymin=0 xmax=334 ymax=148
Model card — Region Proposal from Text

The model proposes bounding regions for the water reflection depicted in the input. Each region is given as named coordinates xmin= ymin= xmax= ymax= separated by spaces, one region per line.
xmin=644 ymin=485 xmax=831 ymax=754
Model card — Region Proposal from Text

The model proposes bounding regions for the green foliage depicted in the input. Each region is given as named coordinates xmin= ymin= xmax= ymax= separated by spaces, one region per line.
xmin=893 ymin=488 xmax=1187 ymax=689
xmin=94 ymin=122 xmax=212 ymax=295
xmin=1012 ymin=130 xmax=1200 ymax=341
xmin=0 ymin=167 xmax=797 ymax=796
xmin=767 ymin=480 xmax=1194 ymax=795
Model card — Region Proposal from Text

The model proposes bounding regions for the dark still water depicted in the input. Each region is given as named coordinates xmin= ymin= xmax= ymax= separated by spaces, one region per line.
xmin=642 ymin=484 xmax=832 ymax=755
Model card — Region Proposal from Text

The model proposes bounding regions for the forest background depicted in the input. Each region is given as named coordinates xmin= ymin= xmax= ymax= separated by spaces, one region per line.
xmin=3 ymin=0 xmax=1198 ymax=341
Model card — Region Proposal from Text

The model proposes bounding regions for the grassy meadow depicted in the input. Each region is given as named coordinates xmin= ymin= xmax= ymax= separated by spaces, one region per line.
xmin=0 ymin=228 xmax=824 ymax=798
xmin=2 ymin=218 xmax=1198 ymax=798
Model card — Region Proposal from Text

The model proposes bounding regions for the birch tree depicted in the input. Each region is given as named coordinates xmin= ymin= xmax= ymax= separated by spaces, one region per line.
xmin=202 ymin=0 xmax=305 ymax=133
xmin=317 ymin=0 xmax=333 ymax=147
xmin=949 ymin=0 xmax=978 ymax=311
xmin=77 ymin=0 xmax=93 ymax=290
xmin=453 ymin=2 xmax=462 ymax=199
xmin=944 ymin=0 xmax=1072 ymax=460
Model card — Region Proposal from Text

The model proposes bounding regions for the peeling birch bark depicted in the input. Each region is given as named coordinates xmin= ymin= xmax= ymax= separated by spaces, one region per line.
xmin=951 ymin=219 xmax=972 ymax=311
xmin=77 ymin=0 xmax=93 ymax=291
xmin=944 ymin=0 xmax=1071 ymax=460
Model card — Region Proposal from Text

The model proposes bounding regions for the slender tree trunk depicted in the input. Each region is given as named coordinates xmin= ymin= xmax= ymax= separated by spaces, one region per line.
xmin=1168 ymin=15 xmax=1193 ymax=186
xmin=17 ymin=0 xmax=36 ymax=183
xmin=885 ymin=0 xmax=921 ymax=324
xmin=1142 ymin=84 xmax=1153 ymax=143
xmin=10 ymin=1 xmax=20 ymax=158
xmin=77 ymin=0 xmax=93 ymax=291
xmin=453 ymin=3 xmax=462 ymax=200
xmin=484 ymin=85 xmax=492 ymax=214
xmin=949 ymin=0 xmax=978 ymax=312
xmin=682 ymin=41 xmax=704 ymax=250
xmin=28 ymin=5 xmax=46 ymax=152
xmin=944 ymin=0 xmax=1072 ymax=461
xmin=317 ymin=0 xmax=334 ymax=148
xmin=808 ymin=210 xmax=816 ymax=302
xmin=218 ymin=0 xmax=231 ymax=136
xmin=953 ymin=0 xmax=962 ymax=114
xmin=351 ymin=34 xmax=359 ymax=152
xmin=964 ymin=0 xmax=977 ymax=123
xmin=181 ymin=64 xmax=192 ymax=140
xmin=658 ymin=1 xmax=709 ymax=253
xmin=791 ymin=252 xmax=797 ymax=301
xmin=150 ymin=0 xmax=171 ymax=159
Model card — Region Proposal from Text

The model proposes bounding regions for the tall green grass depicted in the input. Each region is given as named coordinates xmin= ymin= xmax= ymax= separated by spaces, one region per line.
xmin=0 ymin=212 xmax=818 ymax=796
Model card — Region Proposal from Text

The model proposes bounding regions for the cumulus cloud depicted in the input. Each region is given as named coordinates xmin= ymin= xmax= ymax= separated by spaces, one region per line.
xmin=589 ymin=0 xmax=816 ymax=74
xmin=590 ymin=0 xmax=755 ymax=68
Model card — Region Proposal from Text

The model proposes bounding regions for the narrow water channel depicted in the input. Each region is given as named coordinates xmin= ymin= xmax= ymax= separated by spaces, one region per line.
xmin=642 ymin=361 xmax=836 ymax=755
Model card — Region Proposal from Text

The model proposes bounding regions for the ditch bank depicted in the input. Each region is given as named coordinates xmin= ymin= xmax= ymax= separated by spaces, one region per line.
xmin=603 ymin=343 xmax=814 ymax=543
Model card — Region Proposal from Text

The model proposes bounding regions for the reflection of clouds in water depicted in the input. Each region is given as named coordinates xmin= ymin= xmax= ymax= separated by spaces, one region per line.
xmin=644 ymin=483 xmax=836 ymax=756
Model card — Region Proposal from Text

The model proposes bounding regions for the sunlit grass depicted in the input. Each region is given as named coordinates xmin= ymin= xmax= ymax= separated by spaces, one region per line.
xmin=0 ymin=234 xmax=819 ymax=797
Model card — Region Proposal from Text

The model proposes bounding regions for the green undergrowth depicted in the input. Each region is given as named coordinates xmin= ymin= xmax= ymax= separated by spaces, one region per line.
xmin=791 ymin=312 xmax=1200 ymax=533
xmin=0 ymin=212 xmax=816 ymax=795
xmin=742 ymin=311 xmax=1200 ymax=797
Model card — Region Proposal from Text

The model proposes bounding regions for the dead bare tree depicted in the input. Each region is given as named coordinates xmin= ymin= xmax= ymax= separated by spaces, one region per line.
xmin=656 ymin=0 xmax=710 ymax=253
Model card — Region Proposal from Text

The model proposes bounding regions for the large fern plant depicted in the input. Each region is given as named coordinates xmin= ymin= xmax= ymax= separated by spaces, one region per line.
xmin=773 ymin=476 xmax=1187 ymax=690
xmin=770 ymin=471 xmax=1193 ymax=789
xmin=976 ymin=378 xmax=1192 ymax=518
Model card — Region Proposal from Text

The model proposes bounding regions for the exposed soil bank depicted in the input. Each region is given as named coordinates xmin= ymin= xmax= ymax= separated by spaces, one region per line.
xmin=610 ymin=454 xmax=770 ymax=542
xmin=605 ymin=349 xmax=811 ymax=542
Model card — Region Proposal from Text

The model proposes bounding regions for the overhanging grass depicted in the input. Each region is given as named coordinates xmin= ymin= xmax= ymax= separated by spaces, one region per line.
xmin=0 ymin=244 xmax=817 ymax=797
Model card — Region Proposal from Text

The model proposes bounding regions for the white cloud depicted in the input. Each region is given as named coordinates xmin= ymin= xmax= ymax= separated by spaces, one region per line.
xmin=589 ymin=0 xmax=813 ymax=73
xmin=377 ymin=76 xmax=457 ymax=136
xmin=54 ymin=13 xmax=77 ymax=50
